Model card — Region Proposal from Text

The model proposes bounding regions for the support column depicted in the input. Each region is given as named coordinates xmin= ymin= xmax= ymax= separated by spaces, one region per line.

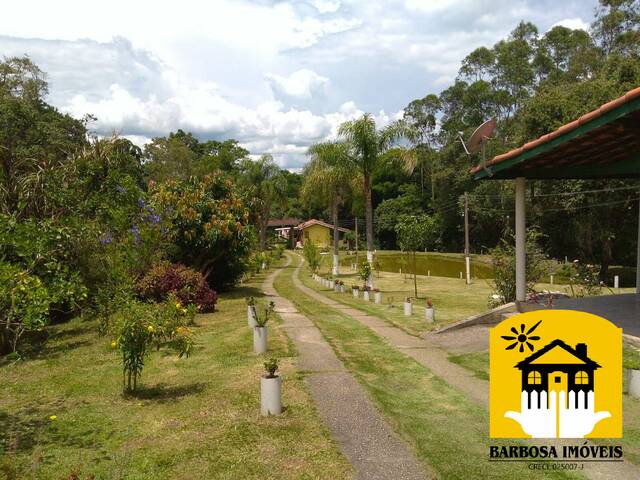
xmin=636 ymin=195 xmax=640 ymax=294
xmin=515 ymin=177 xmax=526 ymax=304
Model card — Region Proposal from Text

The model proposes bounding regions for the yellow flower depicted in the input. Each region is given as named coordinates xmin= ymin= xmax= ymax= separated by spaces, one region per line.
xmin=181 ymin=308 xmax=188 ymax=314
xmin=175 ymin=302 xmax=182 ymax=309
xmin=176 ymin=326 xmax=185 ymax=334
xmin=110 ymin=341 xmax=117 ymax=348
xmin=147 ymin=325 xmax=155 ymax=333
xmin=49 ymin=415 xmax=57 ymax=421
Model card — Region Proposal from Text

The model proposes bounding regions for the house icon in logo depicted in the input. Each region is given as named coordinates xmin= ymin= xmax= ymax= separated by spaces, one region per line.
xmin=515 ymin=339 xmax=601 ymax=408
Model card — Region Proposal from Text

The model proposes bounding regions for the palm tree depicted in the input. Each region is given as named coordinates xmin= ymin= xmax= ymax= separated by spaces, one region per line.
xmin=338 ymin=114 xmax=408 ymax=286
xmin=238 ymin=155 xmax=287 ymax=251
xmin=301 ymin=141 xmax=358 ymax=276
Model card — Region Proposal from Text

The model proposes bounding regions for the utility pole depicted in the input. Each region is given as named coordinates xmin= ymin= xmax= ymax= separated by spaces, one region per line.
xmin=464 ymin=192 xmax=471 ymax=285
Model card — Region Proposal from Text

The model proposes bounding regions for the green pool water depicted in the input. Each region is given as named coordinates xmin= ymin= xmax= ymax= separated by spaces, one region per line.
xmin=339 ymin=252 xmax=495 ymax=279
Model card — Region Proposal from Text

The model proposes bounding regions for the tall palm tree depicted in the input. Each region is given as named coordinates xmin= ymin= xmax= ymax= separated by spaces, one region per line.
xmin=238 ymin=155 xmax=287 ymax=251
xmin=338 ymin=114 xmax=408 ymax=286
xmin=301 ymin=141 xmax=358 ymax=276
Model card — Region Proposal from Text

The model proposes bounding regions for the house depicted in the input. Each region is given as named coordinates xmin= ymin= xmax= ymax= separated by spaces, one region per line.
xmin=295 ymin=219 xmax=350 ymax=249
xmin=515 ymin=339 xmax=601 ymax=407
xmin=267 ymin=218 xmax=301 ymax=242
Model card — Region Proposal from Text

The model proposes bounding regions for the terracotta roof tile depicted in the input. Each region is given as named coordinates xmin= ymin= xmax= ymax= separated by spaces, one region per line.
xmin=471 ymin=86 xmax=640 ymax=174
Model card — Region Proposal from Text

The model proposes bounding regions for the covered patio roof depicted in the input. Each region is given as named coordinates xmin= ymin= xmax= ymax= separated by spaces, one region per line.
xmin=471 ymin=87 xmax=640 ymax=180
xmin=470 ymin=86 xmax=640 ymax=321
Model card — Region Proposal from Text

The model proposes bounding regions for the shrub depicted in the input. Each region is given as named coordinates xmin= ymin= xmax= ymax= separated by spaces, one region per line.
xmin=358 ymin=261 xmax=372 ymax=285
xmin=110 ymin=295 xmax=195 ymax=392
xmin=0 ymin=262 xmax=50 ymax=353
xmin=137 ymin=261 xmax=217 ymax=312
xmin=489 ymin=229 xmax=548 ymax=307
xmin=303 ymin=241 xmax=320 ymax=273
xmin=254 ymin=301 xmax=275 ymax=327
xmin=263 ymin=357 xmax=279 ymax=378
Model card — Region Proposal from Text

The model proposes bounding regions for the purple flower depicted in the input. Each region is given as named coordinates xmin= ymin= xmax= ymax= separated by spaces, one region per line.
xmin=137 ymin=198 xmax=146 ymax=209
xmin=116 ymin=185 xmax=126 ymax=194
xmin=129 ymin=225 xmax=141 ymax=244
xmin=149 ymin=214 xmax=161 ymax=224
xmin=99 ymin=231 xmax=113 ymax=245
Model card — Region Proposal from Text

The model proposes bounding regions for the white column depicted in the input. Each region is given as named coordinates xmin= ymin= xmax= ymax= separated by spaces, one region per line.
xmin=515 ymin=177 xmax=526 ymax=303
xmin=636 ymin=196 xmax=640 ymax=294
xmin=332 ymin=254 xmax=339 ymax=276
xmin=366 ymin=250 xmax=374 ymax=288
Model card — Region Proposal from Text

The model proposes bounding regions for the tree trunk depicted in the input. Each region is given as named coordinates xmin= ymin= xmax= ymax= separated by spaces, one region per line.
xmin=364 ymin=173 xmax=374 ymax=287
xmin=332 ymin=199 xmax=339 ymax=276
xmin=259 ymin=219 xmax=267 ymax=251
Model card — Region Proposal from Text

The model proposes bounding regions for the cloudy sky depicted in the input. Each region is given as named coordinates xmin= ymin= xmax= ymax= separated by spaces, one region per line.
xmin=0 ymin=0 xmax=596 ymax=168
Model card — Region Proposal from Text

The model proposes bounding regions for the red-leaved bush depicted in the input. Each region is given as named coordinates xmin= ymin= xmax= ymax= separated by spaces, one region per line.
xmin=137 ymin=261 xmax=217 ymax=312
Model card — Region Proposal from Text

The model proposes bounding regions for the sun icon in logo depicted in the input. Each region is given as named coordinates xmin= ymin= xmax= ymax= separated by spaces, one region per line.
xmin=501 ymin=320 xmax=542 ymax=352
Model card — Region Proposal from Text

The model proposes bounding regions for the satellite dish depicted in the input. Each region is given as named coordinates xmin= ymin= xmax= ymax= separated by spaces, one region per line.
xmin=458 ymin=118 xmax=496 ymax=176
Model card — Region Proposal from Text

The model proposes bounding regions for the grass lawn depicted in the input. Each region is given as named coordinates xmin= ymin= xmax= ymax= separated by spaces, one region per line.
xmin=275 ymin=255 xmax=580 ymax=479
xmin=445 ymin=346 xmax=640 ymax=466
xmin=308 ymin=256 xmax=636 ymax=336
xmin=0 ymin=265 xmax=351 ymax=480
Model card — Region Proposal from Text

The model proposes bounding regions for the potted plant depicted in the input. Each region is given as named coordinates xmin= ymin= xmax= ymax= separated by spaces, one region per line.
xmin=373 ymin=288 xmax=382 ymax=304
xmin=363 ymin=285 xmax=371 ymax=302
xmin=339 ymin=280 xmax=345 ymax=293
xmin=246 ymin=297 xmax=258 ymax=328
xmin=254 ymin=301 xmax=274 ymax=354
xmin=352 ymin=285 xmax=360 ymax=298
xmin=424 ymin=298 xmax=434 ymax=323
xmin=404 ymin=297 xmax=413 ymax=316
xmin=261 ymin=357 xmax=282 ymax=416
xmin=334 ymin=279 xmax=340 ymax=292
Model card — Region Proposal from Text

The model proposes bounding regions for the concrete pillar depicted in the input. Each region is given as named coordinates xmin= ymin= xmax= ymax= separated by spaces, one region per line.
xmin=515 ymin=177 xmax=526 ymax=303
xmin=332 ymin=254 xmax=339 ymax=276
xmin=637 ymin=196 xmax=640 ymax=294
xmin=614 ymin=275 xmax=619 ymax=289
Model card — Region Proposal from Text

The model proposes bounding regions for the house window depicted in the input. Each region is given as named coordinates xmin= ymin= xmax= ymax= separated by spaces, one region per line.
xmin=575 ymin=371 xmax=589 ymax=385
xmin=528 ymin=371 xmax=541 ymax=385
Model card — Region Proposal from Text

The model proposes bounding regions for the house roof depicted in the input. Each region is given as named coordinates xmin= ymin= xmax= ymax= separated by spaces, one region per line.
xmin=296 ymin=219 xmax=349 ymax=233
xmin=471 ymin=86 xmax=640 ymax=180
xmin=267 ymin=218 xmax=301 ymax=228
xmin=515 ymin=339 xmax=601 ymax=370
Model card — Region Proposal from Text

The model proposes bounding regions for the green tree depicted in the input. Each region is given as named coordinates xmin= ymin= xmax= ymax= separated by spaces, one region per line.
xmin=238 ymin=155 xmax=287 ymax=251
xmin=395 ymin=214 xmax=440 ymax=298
xmin=302 ymin=141 xmax=357 ymax=275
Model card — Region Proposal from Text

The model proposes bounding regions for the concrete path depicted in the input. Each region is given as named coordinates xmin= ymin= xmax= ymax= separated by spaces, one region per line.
xmin=291 ymin=254 xmax=640 ymax=480
xmin=264 ymin=256 xmax=429 ymax=480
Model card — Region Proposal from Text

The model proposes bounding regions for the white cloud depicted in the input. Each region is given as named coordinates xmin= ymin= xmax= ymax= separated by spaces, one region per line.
xmin=550 ymin=18 xmax=590 ymax=31
xmin=310 ymin=0 xmax=342 ymax=13
xmin=266 ymin=69 xmax=329 ymax=108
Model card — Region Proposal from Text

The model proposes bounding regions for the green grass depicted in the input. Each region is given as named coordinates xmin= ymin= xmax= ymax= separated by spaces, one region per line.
xmin=448 ymin=352 xmax=490 ymax=381
xmin=275 ymin=255 xmax=581 ymax=479
xmin=0 ymin=265 xmax=351 ymax=480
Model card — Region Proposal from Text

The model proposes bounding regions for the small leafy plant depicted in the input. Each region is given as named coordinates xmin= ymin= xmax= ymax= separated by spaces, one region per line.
xmin=263 ymin=357 xmax=279 ymax=378
xmin=246 ymin=296 xmax=256 ymax=306
xmin=358 ymin=261 xmax=372 ymax=284
xmin=426 ymin=298 xmax=433 ymax=308
xmin=405 ymin=296 xmax=412 ymax=303
xmin=351 ymin=285 xmax=359 ymax=290
xmin=255 ymin=301 xmax=275 ymax=328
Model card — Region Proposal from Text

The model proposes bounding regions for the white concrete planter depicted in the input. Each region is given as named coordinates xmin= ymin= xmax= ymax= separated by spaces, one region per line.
xmin=425 ymin=307 xmax=435 ymax=323
xmin=261 ymin=262 xmax=267 ymax=270
xmin=363 ymin=291 xmax=370 ymax=301
xmin=253 ymin=326 xmax=268 ymax=354
xmin=629 ymin=369 xmax=640 ymax=398
xmin=340 ymin=285 xmax=345 ymax=293
xmin=261 ymin=375 xmax=282 ymax=416
xmin=352 ymin=289 xmax=359 ymax=298
xmin=248 ymin=305 xmax=258 ymax=328
xmin=404 ymin=302 xmax=412 ymax=316
xmin=374 ymin=292 xmax=382 ymax=304
xmin=334 ymin=284 xmax=340 ymax=292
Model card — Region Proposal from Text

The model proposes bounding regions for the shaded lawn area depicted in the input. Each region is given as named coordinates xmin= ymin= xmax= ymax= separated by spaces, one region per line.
xmin=447 ymin=346 xmax=640 ymax=466
xmin=275 ymin=256 xmax=581 ymax=479
xmin=0 ymin=267 xmax=351 ymax=480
